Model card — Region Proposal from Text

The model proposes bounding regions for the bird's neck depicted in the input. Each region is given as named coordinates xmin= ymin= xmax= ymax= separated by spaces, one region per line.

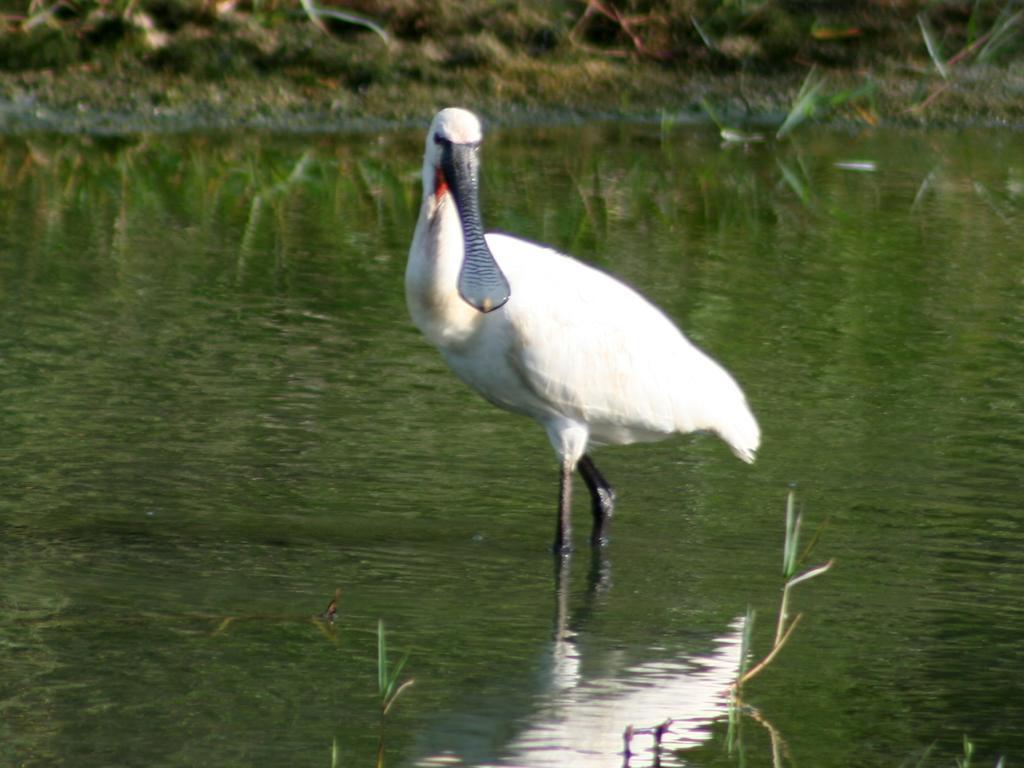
xmin=406 ymin=194 xmax=483 ymax=348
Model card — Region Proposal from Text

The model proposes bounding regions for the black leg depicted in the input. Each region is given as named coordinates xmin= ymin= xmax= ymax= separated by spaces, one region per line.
xmin=554 ymin=456 xmax=573 ymax=555
xmin=578 ymin=454 xmax=615 ymax=548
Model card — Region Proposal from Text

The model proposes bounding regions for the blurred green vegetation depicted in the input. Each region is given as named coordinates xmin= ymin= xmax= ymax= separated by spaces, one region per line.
xmin=0 ymin=1 xmax=1021 ymax=126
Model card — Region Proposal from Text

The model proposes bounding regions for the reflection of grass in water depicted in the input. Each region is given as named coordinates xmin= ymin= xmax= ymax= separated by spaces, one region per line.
xmin=899 ymin=735 xmax=1005 ymax=768
xmin=0 ymin=134 xmax=417 ymax=289
xmin=953 ymin=735 xmax=1007 ymax=768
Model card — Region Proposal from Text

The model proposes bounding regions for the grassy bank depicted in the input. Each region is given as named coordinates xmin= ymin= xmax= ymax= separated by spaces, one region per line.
xmin=0 ymin=0 xmax=1022 ymax=132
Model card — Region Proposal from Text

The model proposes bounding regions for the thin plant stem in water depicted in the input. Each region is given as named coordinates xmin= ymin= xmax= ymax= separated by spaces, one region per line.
xmin=736 ymin=489 xmax=833 ymax=689
xmin=374 ymin=620 xmax=414 ymax=768
xmin=378 ymin=619 xmax=414 ymax=716
xmin=720 ymin=491 xmax=833 ymax=766
xmin=630 ymin=491 xmax=831 ymax=764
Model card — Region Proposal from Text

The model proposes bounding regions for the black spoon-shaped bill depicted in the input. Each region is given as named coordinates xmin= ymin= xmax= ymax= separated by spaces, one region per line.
xmin=440 ymin=141 xmax=511 ymax=313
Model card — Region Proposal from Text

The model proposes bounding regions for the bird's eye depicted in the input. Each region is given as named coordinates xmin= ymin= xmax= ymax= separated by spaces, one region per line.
xmin=433 ymin=132 xmax=450 ymax=146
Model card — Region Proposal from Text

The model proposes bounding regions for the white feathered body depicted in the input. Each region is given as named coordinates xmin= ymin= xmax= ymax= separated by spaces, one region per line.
xmin=406 ymin=188 xmax=760 ymax=467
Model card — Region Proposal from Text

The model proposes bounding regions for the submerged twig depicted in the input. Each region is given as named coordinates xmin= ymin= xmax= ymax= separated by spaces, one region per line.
xmin=622 ymin=719 xmax=673 ymax=763
xmin=322 ymin=587 xmax=341 ymax=624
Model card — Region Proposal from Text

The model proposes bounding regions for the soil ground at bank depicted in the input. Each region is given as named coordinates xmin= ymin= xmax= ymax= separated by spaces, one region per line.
xmin=0 ymin=1 xmax=1022 ymax=133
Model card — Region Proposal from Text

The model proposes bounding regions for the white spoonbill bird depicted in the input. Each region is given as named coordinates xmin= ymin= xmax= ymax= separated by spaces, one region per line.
xmin=406 ymin=107 xmax=760 ymax=553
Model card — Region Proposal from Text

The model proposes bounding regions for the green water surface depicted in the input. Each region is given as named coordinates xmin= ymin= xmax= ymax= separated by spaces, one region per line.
xmin=1 ymin=122 xmax=1022 ymax=767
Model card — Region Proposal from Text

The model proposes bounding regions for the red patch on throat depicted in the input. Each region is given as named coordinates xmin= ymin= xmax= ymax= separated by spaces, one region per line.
xmin=434 ymin=167 xmax=449 ymax=198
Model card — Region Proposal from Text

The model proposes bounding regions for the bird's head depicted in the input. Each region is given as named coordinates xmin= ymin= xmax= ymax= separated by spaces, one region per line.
xmin=422 ymin=108 xmax=510 ymax=314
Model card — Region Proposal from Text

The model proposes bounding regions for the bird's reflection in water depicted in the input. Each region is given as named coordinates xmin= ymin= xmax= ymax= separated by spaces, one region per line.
xmin=416 ymin=553 xmax=744 ymax=768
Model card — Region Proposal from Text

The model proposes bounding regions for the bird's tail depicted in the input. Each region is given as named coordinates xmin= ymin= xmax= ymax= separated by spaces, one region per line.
xmin=717 ymin=399 xmax=761 ymax=464
xmin=691 ymin=363 xmax=761 ymax=464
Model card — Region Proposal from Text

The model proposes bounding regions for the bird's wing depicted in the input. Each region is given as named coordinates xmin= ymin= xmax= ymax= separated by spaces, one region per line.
xmin=487 ymin=233 xmax=760 ymax=458
xmin=489 ymin=236 xmax=692 ymax=433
